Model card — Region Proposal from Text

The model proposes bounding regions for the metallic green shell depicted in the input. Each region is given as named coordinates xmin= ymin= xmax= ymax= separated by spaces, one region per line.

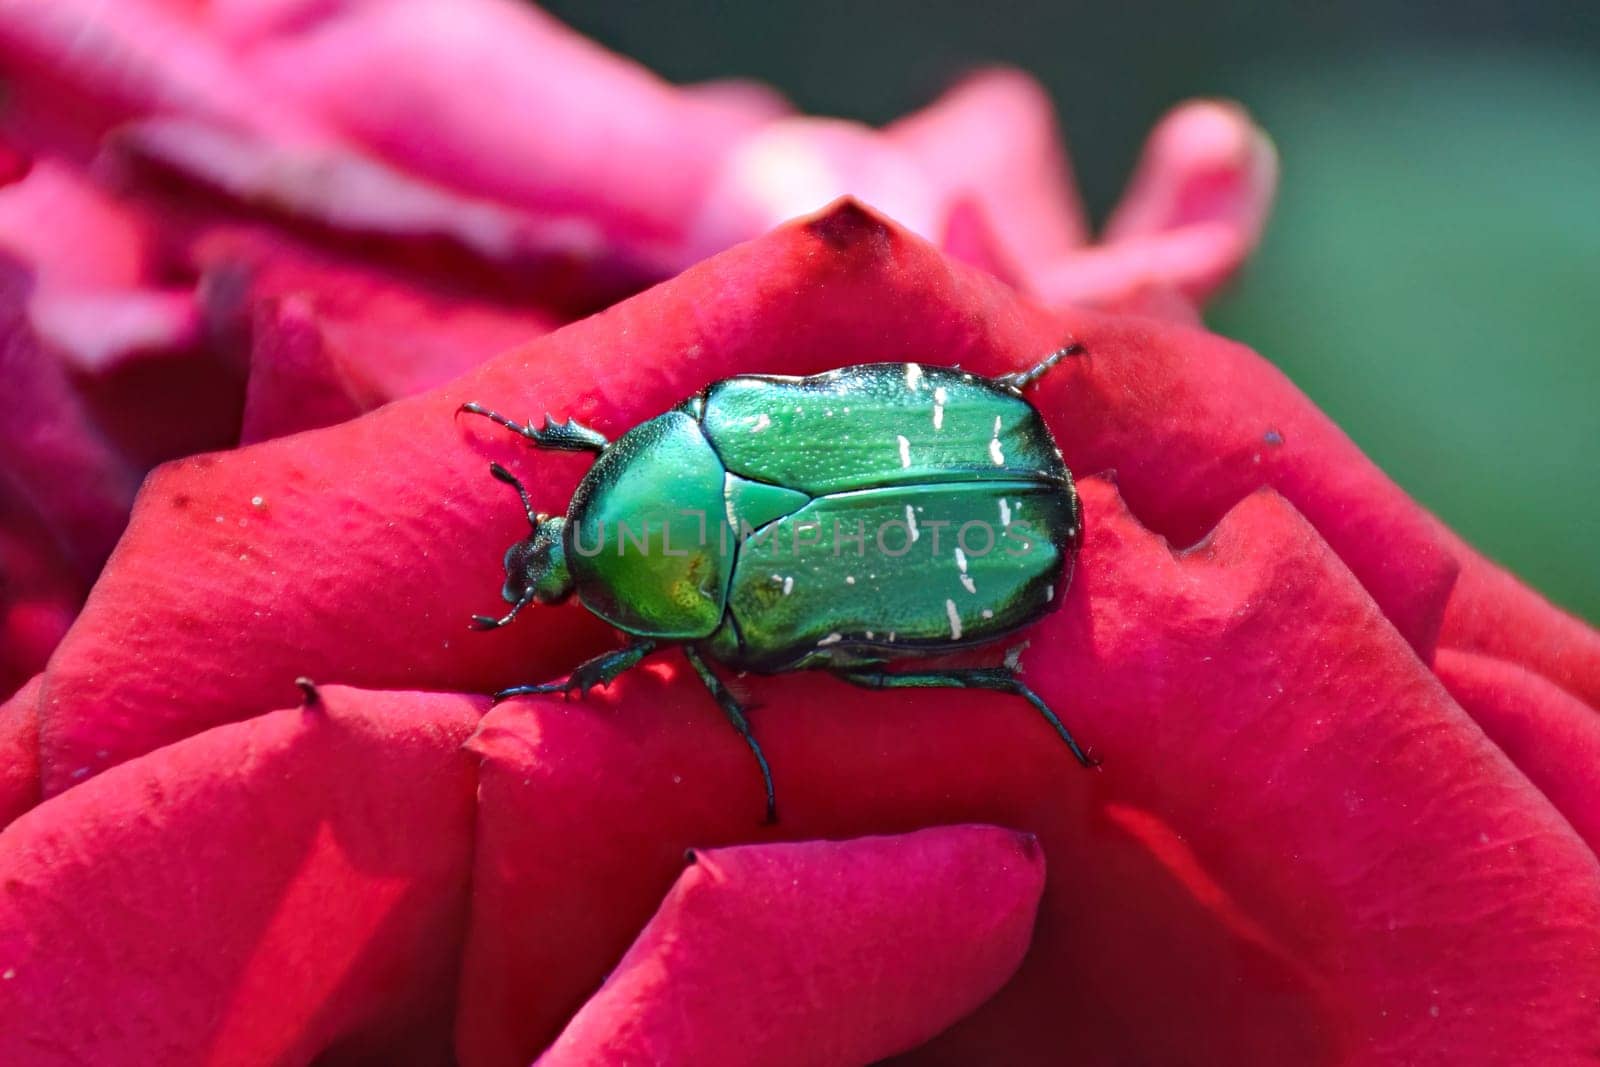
xmin=701 ymin=363 xmax=1066 ymax=492
xmin=566 ymin=411 xmax=730 ymax=638
xmin=717 ymin=480 xmax=1075 ymax=671
xmin=563 ymin=362 xmax=1079 ymax=663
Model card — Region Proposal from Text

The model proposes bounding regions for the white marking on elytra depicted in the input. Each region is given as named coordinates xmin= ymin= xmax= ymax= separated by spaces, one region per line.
xmin=905 ymin=505 xmax=919 ymax=541
xmin=932 ymin=386 xmax=947 ymax=430
xmin=982 ymin=609 xmax=995 ymax=619
xmin=845 ymin=575 xmax=856 ymax=585
xmin=888 ymin=631 xmax=897 ymax=642
xmin=750 ymin=413 xmax=772 ymax=433
xmin=783 ymin=576 xmax=795 ymax=596
xmin=817 ymin=632 xmax=843 ymax=646
xmin=905 ymin=363 xmax=924 ymax=391
xmin=955 ymin=547 xmax=977 ymax=593
xmin=865 ymin=631 xmax=875 ymax=639
xmin=945 ymin=599 xmax=963 ymax=640
xmin=999 ymin=499 xmax=1012 ymax=526
xmin=1045 ymin=585 xmax=1054 ymax=601
xmin=989 ymin=415 xmax=1006 ymax=465
xmin=897 ymin=435 xmax=911 ymax=469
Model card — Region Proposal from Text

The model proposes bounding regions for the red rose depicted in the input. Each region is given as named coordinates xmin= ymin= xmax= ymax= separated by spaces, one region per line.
xmin=0 ymin=0 xmax=1275 ymax=695
xmin=3 ymin=3 xmax=1596 ymax=1065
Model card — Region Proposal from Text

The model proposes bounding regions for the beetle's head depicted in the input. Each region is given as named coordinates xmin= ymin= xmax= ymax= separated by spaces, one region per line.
xmin=501 ymin=516 xmax=571 ymax=606
xmin=472 ymin=464 xmax=573 ymax=631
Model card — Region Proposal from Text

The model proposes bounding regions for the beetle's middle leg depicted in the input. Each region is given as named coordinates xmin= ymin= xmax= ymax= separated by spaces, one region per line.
xmin=682 ymin=645 xmax=777 ymax=824
xmin=493 ymin=638 xmax=658 ymax=702
xmin=832 ymin=665 xmax=1098 ymax=768
xmin=996 ymin=341 xmax=1086 ymax=392
xmin=459 ymin=402 xmax=610 ymax=452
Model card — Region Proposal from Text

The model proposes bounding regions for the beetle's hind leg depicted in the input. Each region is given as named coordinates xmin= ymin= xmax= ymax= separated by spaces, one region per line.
xmin=493 ymin=639 xmax=657 ymax=702
xmin=459 ymin=403 xmax=610 ymax=452
xmin=833 ymin=665 xmax=1098 ymax=768
xmin=996 ymin=342 xmax=1085 ymax=392
xmin=682 ymin=646 xmax=777 ymax=825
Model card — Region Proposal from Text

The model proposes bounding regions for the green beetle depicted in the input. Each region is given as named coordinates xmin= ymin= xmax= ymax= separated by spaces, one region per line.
xmin=461 ymin=345 xmax=1095 ymax=821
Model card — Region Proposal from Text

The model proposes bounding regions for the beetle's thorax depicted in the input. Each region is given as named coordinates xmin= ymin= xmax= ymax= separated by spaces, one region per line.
xmin=531 ymin=517 xmax=572 ymax=602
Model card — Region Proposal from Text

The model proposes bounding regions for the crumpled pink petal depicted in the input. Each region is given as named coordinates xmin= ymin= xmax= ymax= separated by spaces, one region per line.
xmin=887 ymin=67 xmax=1089 ymax=277
xmin=225 ymin=0 xmax=787 ymax=251
xmin=0 ymin=158 xmax=151 ymax=290
xmin=0 ymin=685 xmax=483 ymax=1065
xmin=1103 ymin=100 xmax=1277 ymax=252
xmin=192 ymin=231 xmax=558 ymax=441
xmin=685 ymin=116 xmax=943 ymax=266
xmin=0 ymin=509 xmax=79 ymax=698
xmin=537 ymin=827 xmax=1045 ymax=1067
xmin=457 ymin=477 xmax=1600 ymax=1064
xmin=0 ymin=0 xmax=1275 ymax=321
xmin=0 ymin=256 xmax=139 ymax=577
xmin=115 ymin=116 xmax=660 ymax=306
xmin=0 ymin=0 xmax=319 ymax=145
xmin=1035 ymin=99 xmax=1278 ymax=313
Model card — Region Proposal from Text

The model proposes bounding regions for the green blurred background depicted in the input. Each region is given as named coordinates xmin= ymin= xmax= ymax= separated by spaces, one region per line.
xmin=546 ymin=0 xmax=1600 ymax=625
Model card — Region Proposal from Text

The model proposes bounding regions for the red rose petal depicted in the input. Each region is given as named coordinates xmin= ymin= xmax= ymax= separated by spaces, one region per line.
xmin=457 ymin=479 xmax=1600 ymax=1065
xmin=240 ymin=295 xmax=367 ymax=443
xmin=887 ymin=67 xmax=1089 ymax=277
xmin=1437 ymin=532 xmax=1600 ymax=711
xmin=536 ymin=827 xmax=1044 ymax=1067
xmin=0 ymin=673 xmax=41 ymax=826
xmin=37 ymin=201 xmax=1464 ymax=793
xmin=0 ymin=685 xmax=482 ymax=1065
xmin=1435 ymin=648 xmax=1600 ymax=853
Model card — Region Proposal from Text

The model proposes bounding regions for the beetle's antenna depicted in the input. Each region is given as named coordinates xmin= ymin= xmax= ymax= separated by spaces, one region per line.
xmin=488 ymin=462 xmax=539 ymax=530
xmin=471 ymin=590 xmax=534 ymax=631
xmin=999 ymin=342 xmax=1085 ymax=392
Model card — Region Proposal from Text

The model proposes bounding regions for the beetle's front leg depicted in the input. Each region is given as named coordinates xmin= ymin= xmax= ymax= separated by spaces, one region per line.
xmin=493 ymin=639 xmax=658 ymax=702
xmin=459 ymin=402 xmax=610 ymax=453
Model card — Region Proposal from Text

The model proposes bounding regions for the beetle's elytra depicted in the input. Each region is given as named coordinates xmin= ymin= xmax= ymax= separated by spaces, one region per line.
xmin=461 ymin=346 xmax=1095 ymax=822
